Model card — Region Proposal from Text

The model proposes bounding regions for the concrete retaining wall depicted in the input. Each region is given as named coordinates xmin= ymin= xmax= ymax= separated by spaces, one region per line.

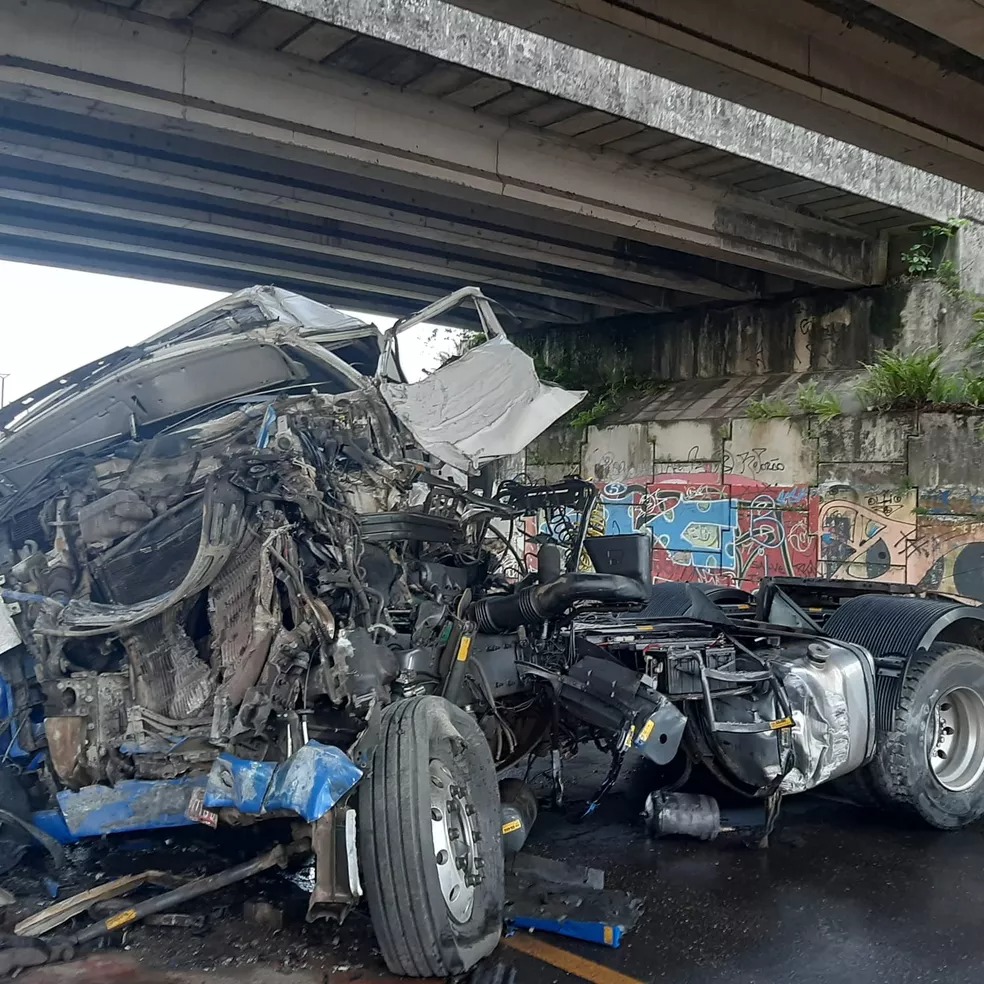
xmin=525 ymin=404 xmax=984 ymax=603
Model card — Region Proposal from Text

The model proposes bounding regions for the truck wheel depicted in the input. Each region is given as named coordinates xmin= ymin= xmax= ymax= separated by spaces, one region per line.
xmin=870 ymin=643 xmax=984 ymax=829
xmin=358 ymin=696 xmax=504 ymax=977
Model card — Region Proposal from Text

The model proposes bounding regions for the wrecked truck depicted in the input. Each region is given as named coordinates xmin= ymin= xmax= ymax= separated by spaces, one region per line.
xmin=3 ymin=286 xmax=984 ymax=976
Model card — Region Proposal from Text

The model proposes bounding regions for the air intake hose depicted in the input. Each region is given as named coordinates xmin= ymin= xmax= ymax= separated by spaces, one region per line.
xmin=472 ymin=573 xmax=648 ymax=632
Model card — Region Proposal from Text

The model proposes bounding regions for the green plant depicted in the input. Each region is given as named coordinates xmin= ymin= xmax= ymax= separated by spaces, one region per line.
xmin=794 ymin=381 xmax=842 ymax=422
xmin=901 ymin=240 xmax=934 ymax=276
xmin=859 ymin=350 xmax=944 ymax=409
xmin=901 ymin=219 xmax=968 ymax=281
xmin=968 ymin=311 xmax=984 ymax=351
xmin=937 ymin=259 xmax=960 ymax=291
xmin=569 ymin=394 xmax=618 ymax=429
xmin=746 ymin=395 xmax=792 ymax=420
xmin=955 ymin=372 xmax=984 ymax=407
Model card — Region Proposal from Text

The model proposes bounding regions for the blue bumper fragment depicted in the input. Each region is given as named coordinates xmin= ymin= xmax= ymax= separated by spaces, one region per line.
xmin=42 ymin=741 xmax=361 ymax=842
xmin=206 ymin=741 xmax=362 ymax=822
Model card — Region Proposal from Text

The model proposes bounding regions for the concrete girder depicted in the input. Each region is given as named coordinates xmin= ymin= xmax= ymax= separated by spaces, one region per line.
xmin=0 ymin=99 xmax=767 ymax=304
xmin=0 ymin=164 xmax=665 ymax=315
xmin=0 ymin=0 xmax=882 ymax=291
xmin=0 ymin=232 xmax=477 ymax=326
xmin=0 ymin=200 xmax=602 ymax=324
xmin=426 ymin=0 xmax=984 ymax=191
xmin=866 ymin=0 xmax=984 ymax=61
xmin=262 ymin=0 xmax=984 ymax=220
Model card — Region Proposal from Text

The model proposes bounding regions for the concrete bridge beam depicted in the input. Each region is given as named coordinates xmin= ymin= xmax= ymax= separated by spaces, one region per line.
xmin=0 ymin=0 xmax=882 ymax=294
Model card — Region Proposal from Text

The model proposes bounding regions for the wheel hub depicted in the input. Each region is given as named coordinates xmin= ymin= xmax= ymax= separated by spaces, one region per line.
xmin=429 ymin=758 xmax=481 ymax=922
xmin=928 ymin=686 xmax=984 ymax=792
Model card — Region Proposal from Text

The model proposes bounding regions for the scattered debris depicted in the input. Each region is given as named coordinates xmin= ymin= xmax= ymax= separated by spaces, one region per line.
xmin=16 ymin=871 xmax=183 ymax=938
xmin=71 ymin=845 xmax=296 ymax=947
xmin=242 ymin=901 xmax=283 ymax=932
xmin=142 ymin=914 xmax=206 ymax=930
xmin=504 ymin=853 xmax=641 ymax=948
xmin=644 ymin=791 xmax=722 ymax=841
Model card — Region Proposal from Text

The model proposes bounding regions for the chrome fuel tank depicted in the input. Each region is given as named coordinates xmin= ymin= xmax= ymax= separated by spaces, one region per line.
xmin=711 ymin=638 xmax=876 ymax=795
xmin=770 ymin=640 xmax=877 ymax=793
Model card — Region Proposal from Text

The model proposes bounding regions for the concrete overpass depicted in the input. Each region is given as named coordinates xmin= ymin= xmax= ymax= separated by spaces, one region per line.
xmin=433 ymin=0 xmax=984 ymax=194
xmin=0 ymin=0 xmax=970 ymax=328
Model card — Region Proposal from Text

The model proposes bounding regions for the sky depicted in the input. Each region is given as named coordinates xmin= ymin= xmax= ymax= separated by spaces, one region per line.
xmin=0 ymin=260 xmax=449 ymax=404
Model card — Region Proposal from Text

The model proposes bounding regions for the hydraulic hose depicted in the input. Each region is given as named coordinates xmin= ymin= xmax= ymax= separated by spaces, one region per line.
xmin=471 ymin=573 xmax=647 ymax=632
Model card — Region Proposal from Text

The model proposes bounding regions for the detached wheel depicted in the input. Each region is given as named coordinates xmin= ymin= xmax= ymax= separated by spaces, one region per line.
xmin=358 ymin=696 xmax=504 ymax=977
xmin=869 ymin=643 xmax=984 ymax=829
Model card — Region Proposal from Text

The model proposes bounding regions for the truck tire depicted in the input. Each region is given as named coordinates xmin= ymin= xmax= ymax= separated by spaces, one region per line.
xmin=869 ymin=643 xmax=984 ymax=829
xmin=358 ymin=696 xmax=504 ymax=977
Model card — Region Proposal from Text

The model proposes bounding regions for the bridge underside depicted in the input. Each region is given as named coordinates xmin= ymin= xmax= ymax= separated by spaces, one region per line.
xmin=0 ymin=0 xmax=925 ymax=327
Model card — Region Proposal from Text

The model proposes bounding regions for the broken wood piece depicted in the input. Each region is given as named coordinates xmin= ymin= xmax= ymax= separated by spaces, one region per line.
xmin=14 ymin=870 xmax=182 ymax=938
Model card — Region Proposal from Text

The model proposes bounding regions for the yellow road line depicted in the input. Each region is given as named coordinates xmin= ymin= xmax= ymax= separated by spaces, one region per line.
xmin=504 ymin=935 xmax=647 ymax=984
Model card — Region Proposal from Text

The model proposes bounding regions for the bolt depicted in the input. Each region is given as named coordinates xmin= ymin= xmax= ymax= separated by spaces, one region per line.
xmin=474 ymin=857 xmax=485 ymax=869
xmin=436 ymin=850 xmax=449 ymax=865
xmin=448 ymin=829 xmax=460 ymax=841
xmin=465 ymin=804 xmax=476 ymax=816
xmin=456 ymin=857 xmax=467 ymax=871
xmin=431 ymin=807 xmax=443 ymax=821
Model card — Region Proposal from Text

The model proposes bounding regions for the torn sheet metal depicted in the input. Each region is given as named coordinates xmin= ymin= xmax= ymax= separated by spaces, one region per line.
xmin=54 ymin=778 xmax=208 ymax=839
xmin=380 ymin=335 xmax=585 ymax=473
xmin=48 ymin=742 xmax=361 ymax=840
xmin=205 ymin=741 xmax=362 ymax=822
xmin=144 ymin=285 xmax=379 ymax=351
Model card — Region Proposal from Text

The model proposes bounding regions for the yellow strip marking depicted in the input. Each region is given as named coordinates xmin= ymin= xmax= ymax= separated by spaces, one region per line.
xmin=637 ymin=719 xmax=655 ymax=744
xmin=456 ymin=636 xmax=473 ymax=662
xmin=105 ymin=908 xmax=138 ymax=931
xmin=505 ymin=935 xmax=645 ymax=984
xmin=770 ymin=716 xmax=794 ymax=731
xmin=502 ymin=818 xmax=523 ymax=835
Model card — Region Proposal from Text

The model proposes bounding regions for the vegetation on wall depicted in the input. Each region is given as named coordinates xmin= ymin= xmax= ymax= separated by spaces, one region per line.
xmin=901 ymin=220 xmax=966 ymax=289
xmin=858 ymin=349 xmax=984 ymax=411
xmin=533 ymin=357 xmax=664 ymax=429
xmin=746 ymin=382 xmax=843 ymax=423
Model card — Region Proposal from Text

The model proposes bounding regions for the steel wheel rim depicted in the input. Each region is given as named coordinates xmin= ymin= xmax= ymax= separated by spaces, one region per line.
xmin=429 ymin=758 xmax=479 ymax=923
xmin=928 ymin=687 xmax=984 ymax=792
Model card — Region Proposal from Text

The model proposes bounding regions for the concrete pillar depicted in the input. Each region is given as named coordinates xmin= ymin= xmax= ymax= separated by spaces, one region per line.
xmin=958 ymin=220 xmax=984 ymax=297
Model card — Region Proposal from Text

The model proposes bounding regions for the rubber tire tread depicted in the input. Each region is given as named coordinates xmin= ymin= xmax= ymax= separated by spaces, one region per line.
xmin=364 ymin=697 xmax=439 ymax=976
xmin=867 ymin=642 xmax=984 ymax=828
xmin=359 ymin=696 xmax=503 ymax=977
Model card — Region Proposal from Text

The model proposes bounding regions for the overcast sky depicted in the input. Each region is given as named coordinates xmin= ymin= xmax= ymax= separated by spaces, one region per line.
xmin=0 ymin=260 xmax=448 ymax=404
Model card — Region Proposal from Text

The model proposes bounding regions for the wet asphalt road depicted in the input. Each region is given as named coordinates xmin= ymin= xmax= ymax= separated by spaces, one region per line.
xmin=505 ymin=753 xmax=984 ymax=984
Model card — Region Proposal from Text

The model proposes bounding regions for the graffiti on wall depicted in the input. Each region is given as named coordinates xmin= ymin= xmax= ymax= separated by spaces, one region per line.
xmin=584 ymin=475 xmax=984 ymax=601
xmin=597 ymin=474 xmax=817 ymax=587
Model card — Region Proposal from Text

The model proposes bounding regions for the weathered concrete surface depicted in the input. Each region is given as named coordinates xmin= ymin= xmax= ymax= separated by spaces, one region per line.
xmin=0 ymin=0 xmax=886 ymax=324
xmin=529 ymin=401 xmax=984 ymax=599
xmin=869 ymin=0 xmax=984 ymax=60
xmin=429 ymin=0 xmax=984 ymax=192
xmin=265 ymin=0 xmax=984 ymax=220
xmin=524 ymin=273 xmax=984 ymax=601
xmin=525 ymin=279 xmax=982 ymax=387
